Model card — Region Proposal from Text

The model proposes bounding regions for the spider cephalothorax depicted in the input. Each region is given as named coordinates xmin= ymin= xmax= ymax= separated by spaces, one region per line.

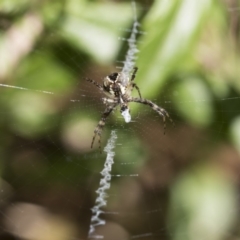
xmin=103 ymin=72 xmax=123 ymax=97
xmin=86 ymin=67 xmax=173 ymax=151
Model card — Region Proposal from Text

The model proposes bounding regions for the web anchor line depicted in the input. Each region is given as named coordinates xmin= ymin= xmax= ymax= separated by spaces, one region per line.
xmin=0 ymin=83 xmax=54 ymax=95
xmin=0 ymin=83 xmax=87 ymax=103
xmin=88 ymin=130 xmax=117 ymax=239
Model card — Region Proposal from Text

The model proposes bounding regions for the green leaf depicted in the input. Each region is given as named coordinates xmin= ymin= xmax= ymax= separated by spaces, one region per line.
xmin=136 ymin=0 xmax=214 ymax=98
xmin=15 ymin=52 xmax=76 ymax=93
xmin=8 ymin=91 xmax=57 ymax=137
xmin=172 ymin=76 xmax=213 ymax=126
xmin=59 ymin=0 xmax=134 ymax=64
xmin=168 ymin=165 xmax=237 ymax=240
xmin=0 ymin=0 xmax=29 ymax=13
xmin=230 ymin=116 xmax=240 ymax=154
xmin=5 ymin=52 xmax=76 ymax=138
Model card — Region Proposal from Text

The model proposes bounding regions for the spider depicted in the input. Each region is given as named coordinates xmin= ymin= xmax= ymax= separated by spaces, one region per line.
xmin=86 ymin=67 xmax=173 ymax=151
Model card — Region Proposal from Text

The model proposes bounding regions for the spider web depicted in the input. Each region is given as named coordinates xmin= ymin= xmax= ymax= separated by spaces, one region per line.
xmin=0 ymin=1 xmax=240 ymax=240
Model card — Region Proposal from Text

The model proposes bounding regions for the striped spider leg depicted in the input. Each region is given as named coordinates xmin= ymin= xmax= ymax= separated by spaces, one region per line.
xmin=128 ymin=97 xmax=174 ymax=134
xmin=90 ymin=102 xmax=118 ymax=151
xmin=86 ymin=77 xmax=118 ymax=151
xmin=130 ymin=67 xmax=142 ymax=99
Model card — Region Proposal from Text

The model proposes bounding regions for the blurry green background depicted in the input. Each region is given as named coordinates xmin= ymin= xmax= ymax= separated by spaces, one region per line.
xmin=1 ymin=0 xmax=240 ymax=240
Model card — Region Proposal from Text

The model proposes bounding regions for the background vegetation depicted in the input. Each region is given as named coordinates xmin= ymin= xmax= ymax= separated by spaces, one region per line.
xmin=0 ymin=0 xmax=240 ymax=240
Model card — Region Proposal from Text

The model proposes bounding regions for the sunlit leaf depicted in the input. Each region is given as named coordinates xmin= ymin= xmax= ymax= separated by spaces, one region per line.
xmin=172 ymin=76 xmax=213 ymax=126
xmin=168 ymin=164 xmax=237 ymax=240
xmin=0 ymin=0 xmax=29 ymax=13
xmin=40 ymin=0 xmax=65 ymax=26
xmin=136 ymin=0 xmax=214 ymax=98
xmin=15 ymin=52 xmax=76 ymax=93
xmin=59 ymin=0 xmax=134 ymax=63
xmin=5 ymin=52 xmax=76 ymax=137
xmin=8 ymin=92 xmax=57 ymax=137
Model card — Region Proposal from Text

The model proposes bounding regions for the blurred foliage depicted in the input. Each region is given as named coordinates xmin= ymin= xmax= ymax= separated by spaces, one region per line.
xmin=168 ymin=164 xmax=237 ymax=240
xmin=1 ymin=0 xmax=240 ymax=240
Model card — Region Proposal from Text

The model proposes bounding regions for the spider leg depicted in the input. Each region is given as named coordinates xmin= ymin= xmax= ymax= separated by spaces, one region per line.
xmin=132 ymin=83 xmax=142 ymax=99
xmin=129 ymin=67 xmax=141 ymax=98
xmin=86 ymin=78 xmax=103 ymax=91
xmin=130 ymin=67 xmax=138 ymax=81
xmin=129 ymin=97 xmax=174 ymax=134
xmin=91 ymin=103 xmax=118 ymax=151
